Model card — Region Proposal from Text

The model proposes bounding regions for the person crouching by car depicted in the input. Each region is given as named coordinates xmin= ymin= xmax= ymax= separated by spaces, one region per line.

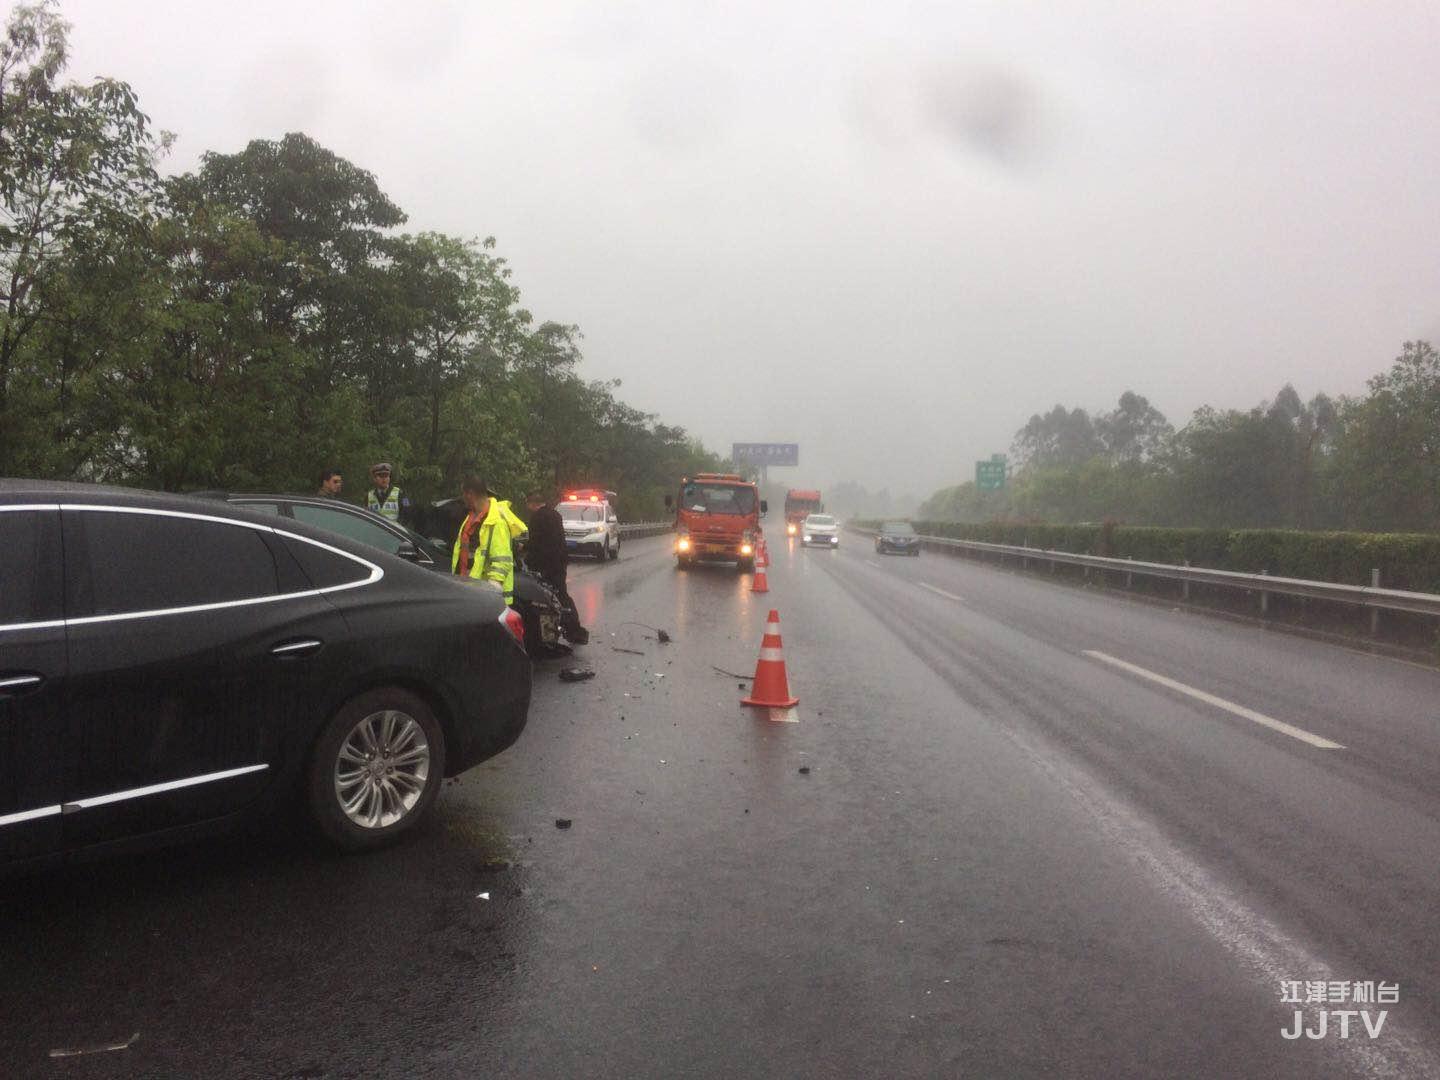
xmin=452 ymin=477 xmax=514 ymax=604
xmin=525 ymin=490 xmax=589 ymax=645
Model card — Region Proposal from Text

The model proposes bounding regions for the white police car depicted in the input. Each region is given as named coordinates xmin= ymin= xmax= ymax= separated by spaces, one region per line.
xmin=560 ymin=489 xmax=620 ymax=560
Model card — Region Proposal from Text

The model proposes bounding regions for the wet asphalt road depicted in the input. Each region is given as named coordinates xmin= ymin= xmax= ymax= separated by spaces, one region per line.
xmin=4 ymin=533 xmax=1440 ymax=1078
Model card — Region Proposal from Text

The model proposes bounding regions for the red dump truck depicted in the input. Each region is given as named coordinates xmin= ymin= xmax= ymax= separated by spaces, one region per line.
xmin=783 ymin=489 xmax=823 ymax=537
xmin=666 ymin=473 xmax=767 ymax=571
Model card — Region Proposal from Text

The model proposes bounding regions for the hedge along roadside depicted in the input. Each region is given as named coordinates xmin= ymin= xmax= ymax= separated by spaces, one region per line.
xmin=853 ymin=522 xmax=1440 ymax=594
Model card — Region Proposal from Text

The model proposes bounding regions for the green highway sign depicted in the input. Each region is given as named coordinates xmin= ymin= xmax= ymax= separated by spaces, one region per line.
xmin=976 ymin=456 xmax=1007 ymax=491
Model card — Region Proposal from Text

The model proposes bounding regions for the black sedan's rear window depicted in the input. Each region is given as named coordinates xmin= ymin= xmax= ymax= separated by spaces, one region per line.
xmin=66 ymin=510 xmax=280 ymax=617
xmin=280 ymin=535 xmax=375 ymax=589
xmin=0 ymin=508 xmax=62 ymax=625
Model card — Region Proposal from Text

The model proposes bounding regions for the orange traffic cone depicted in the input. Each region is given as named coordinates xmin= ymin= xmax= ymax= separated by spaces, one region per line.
xmin=742 ymin=609 xmax=799 ymax=708
xmin=751 ymin=555 xmax=769 ymax=593
xmin=757 ymin=537 xmax=770 ymax=568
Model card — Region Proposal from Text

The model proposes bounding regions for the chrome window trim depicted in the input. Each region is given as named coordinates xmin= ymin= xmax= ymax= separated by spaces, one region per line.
xmin=0 ymin=502 xmax=384 ymax=633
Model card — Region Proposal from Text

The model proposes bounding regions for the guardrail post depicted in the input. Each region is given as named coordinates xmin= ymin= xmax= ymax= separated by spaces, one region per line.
xmin=1370 ymin=568 xmax=1381 ymax=636
xmin=1260 ymin=569 xmax=1269 ymax=615
xmin=1126 ymin=556 xmax=1133 ymax=588
xmin=1182 ymin=560 xmax=1190 ymax=601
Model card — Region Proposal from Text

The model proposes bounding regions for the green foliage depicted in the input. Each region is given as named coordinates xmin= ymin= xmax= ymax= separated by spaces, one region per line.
xmin=923 ymin=359 xmax=1431 ymax=536
xmin=0 ymin=0 xmax=166 ymax=470
xmin=0 ymin=6 xmax=728 ymax=518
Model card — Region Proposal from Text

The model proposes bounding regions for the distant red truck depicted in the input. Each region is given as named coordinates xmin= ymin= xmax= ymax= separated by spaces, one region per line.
xmin=666 ymin=473 xmax=766 ymax=571
xmin=783 ymin=489 xmax=823 ymax=537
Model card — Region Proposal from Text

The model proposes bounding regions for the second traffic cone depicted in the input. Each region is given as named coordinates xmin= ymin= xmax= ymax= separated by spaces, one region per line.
xmin=742 ymin=609 xmax=799 ymax=708
xmin=750 ymin=550 xmax=769 ymax=593
xmin=757 ymin=537 xmax=770 ymax=568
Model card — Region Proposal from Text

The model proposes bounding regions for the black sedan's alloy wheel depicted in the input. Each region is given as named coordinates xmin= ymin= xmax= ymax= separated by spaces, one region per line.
xmin=308 ymin=688 xmax=446 ymax=851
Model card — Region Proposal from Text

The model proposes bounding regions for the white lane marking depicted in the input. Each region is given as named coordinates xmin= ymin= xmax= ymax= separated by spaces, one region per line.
xmin=865 ymin=560 xmax=882 ymax=568
xmin=918 ymin=582 xmax=964 ymax=603
xmin=1083 ymin=650 xmax=1345 ymax=750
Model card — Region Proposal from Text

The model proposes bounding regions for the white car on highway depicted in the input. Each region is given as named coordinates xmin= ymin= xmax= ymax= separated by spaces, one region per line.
xmin=800 ymin=513 xmax=840 ymax=548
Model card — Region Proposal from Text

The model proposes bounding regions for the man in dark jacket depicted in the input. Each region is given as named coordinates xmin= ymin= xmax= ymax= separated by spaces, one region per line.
xmin=526 ymin=490 xmax=588 ymax=644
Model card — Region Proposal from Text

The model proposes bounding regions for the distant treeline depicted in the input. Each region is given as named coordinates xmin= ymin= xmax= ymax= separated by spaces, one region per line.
xmin=919 ymin=341 xmax=1440 ymax=533
xmin=0 ymin=2 xmax=727 ymax=519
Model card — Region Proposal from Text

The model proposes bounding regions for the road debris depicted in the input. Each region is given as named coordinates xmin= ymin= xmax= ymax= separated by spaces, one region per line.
xmin=611 ymin=646 xmax=645 ymax=656
xmin=798 ymin=766 xmax=811 ymax=775
xmin=476 ymin=892 xmax=491 ymax=901
xmin=559 ymin=668 xmax=596 ymax=682
xmin=555 ymin=818 xmax=573 ymax=829
xmin=49 ymin=1033 xmax=140 ymax=1058
xmin=712 ymin=666 xmax=751 ymax=680
xmin=619 ymin=620 xmax=672 ymax=643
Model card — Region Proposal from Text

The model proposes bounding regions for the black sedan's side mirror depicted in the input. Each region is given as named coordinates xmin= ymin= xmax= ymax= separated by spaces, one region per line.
xmin=396 ymin=541 xmax=421 ymax=562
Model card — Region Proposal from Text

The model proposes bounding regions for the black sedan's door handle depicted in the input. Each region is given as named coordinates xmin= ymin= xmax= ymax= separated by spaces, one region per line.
xmin=270 ymin=639 xmax=323 ymax=658
xmin=0 ymin=673 xmax=43 ymax=693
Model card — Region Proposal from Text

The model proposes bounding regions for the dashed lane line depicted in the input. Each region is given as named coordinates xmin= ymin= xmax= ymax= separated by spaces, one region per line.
xmin=1083 ymin=650 xmax=1345 ymax=750
xmin=917 ymin=582 xmax=964 ymax=603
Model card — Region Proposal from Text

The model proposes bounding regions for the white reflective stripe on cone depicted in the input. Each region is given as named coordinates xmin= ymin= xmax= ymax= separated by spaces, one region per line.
xmin=759 ymin=648 xmax=785 ymax=662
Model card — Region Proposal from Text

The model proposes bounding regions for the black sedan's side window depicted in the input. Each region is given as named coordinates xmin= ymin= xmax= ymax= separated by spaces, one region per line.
xmin=289 ymin=503 xmax=405 ymax=555
xmin=64 ymin=510 xmax=280 ymax=618
xmin=0 ymin=509 xmax=63 ymax=626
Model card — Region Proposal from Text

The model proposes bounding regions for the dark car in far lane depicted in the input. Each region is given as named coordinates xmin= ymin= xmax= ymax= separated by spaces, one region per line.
xmin=0 ymin=480 xmax=532 ymax=871
xmin=875 ymin=520 xmax=921 ymax=556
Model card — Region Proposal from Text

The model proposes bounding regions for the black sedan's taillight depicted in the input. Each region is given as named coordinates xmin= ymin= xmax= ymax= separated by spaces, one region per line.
xmin=500 ymin=608 xmax=525 ymax=648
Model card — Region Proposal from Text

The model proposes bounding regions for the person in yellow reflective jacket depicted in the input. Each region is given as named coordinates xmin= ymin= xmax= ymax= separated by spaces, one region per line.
xmin=495 ymin=498 xmax=529 ymax=545
xmin=451 ymin=476 xmax=515 ymax=604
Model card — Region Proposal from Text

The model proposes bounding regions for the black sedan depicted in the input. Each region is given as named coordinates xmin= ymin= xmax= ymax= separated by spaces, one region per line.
xmin=215 ymin=494 xmax=567 ymax=654
xmin=0 ymin=480 xmax=532 ymax=870
xmin=875 ymin=520 xmax=922 ymax=556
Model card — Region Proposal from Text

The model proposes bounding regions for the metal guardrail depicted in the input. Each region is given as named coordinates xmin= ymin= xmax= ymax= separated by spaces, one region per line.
xmin=619 ymin=521 xmax=674 ymax=539
xmin=849 ymin=528 xmax=1440 ymax=621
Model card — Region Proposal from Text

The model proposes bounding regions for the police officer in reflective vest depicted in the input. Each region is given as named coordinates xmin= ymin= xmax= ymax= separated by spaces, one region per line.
xmin=451 ymin=476 xmax=515 ymax=604
xmin=365 ymin=462 xmax=411 ymax=525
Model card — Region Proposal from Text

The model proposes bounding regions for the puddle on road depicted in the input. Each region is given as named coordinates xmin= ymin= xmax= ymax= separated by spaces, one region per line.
xmin=441 ymin=816 xmax=514 ymax=862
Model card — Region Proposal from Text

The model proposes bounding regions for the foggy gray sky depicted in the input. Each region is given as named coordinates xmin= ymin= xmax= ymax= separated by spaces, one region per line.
xmin=63 ymin=0 xmax=1440 ymax=497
